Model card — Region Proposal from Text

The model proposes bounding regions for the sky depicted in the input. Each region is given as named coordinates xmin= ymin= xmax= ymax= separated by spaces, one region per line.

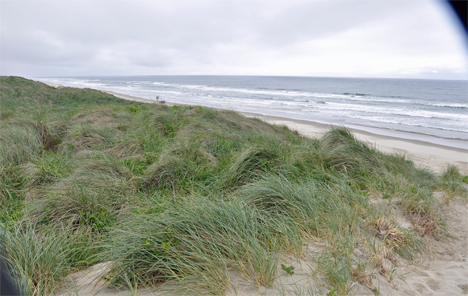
xmin=1 ymin=0 xmax=466 ymax=79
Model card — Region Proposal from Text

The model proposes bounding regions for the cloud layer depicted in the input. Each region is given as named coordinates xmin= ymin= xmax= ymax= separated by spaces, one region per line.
xmin=1 ymin=0 xmax=466 ymax=79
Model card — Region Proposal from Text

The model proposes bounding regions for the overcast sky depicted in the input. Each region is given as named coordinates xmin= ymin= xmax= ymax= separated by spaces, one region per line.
xmin=1 ymin=0 xmax=466 ymax=79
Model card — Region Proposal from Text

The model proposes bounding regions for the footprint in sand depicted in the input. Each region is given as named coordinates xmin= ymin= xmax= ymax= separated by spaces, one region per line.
xmin=457 ymin=284 xmax=468 ymax=294
xmin=426 ymin=279 xmax=440 ymax=291
xmin=414 ymin=282 xmax=431 ymax=294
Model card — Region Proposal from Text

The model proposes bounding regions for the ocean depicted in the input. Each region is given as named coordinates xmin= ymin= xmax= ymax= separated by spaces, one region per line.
xmin=37 ymin=76 xmax=468 ymax=149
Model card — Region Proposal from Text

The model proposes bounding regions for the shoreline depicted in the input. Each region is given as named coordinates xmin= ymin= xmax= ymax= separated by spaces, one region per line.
xmin=41 ymin=81 xmax=468 ymax=173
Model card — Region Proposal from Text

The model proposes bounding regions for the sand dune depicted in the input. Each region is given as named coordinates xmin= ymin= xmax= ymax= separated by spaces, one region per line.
xmin=55 ymin=89 xmax=467 ymax=296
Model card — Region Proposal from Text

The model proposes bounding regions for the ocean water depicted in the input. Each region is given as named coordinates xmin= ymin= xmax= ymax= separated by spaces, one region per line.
xmin=38 ymin=76 xmax=468 ymax=149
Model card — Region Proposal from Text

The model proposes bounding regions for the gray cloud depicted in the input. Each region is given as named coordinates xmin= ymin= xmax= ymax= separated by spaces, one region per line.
xmin=1 ymin=0 xmax=466 ymax=79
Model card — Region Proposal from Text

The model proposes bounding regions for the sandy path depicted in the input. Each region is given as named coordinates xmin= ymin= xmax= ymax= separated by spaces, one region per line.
xmin=374 ymin=200 xmax=468 ymax=296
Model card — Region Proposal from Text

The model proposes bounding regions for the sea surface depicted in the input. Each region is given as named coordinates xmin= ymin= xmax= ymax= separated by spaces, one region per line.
xmin=37 ymin=76 xmax=468 ymax=149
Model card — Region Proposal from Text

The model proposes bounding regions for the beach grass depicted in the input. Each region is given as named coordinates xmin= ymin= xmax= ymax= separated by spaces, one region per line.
xmin=1 ymin=76 xmax=466 ymax=295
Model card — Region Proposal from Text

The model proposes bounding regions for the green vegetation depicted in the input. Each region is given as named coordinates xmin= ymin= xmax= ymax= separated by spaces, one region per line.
xmin=281 ymin=264 xmax=295 ymax=275
xmin=1 ymin=76 xmax=466 ymax=295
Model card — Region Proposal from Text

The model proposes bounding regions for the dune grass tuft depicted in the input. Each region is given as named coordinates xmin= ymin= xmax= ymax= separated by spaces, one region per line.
xmin=0 ymin=223 xmax=71 ymax=296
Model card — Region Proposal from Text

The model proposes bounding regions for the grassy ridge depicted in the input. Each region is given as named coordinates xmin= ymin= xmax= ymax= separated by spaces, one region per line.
xmin=0 ymin=76 xmax=466 ymax=295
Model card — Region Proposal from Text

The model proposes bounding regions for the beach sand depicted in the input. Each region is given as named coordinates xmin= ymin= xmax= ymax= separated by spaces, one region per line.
xmin=48 ymin=87 xmax=467 ymax=296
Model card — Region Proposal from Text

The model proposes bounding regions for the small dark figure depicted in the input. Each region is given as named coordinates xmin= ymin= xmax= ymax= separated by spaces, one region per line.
xmin=156 ymin=96 xmax=166 ymax=104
